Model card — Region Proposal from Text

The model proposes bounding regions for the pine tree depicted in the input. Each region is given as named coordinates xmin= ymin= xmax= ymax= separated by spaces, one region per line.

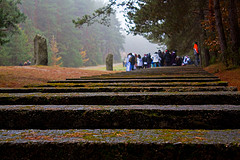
xmin=0 ymin=26 xmax=32 ymax=66
xmin=0 ymin=0 xmax=26 ymax=45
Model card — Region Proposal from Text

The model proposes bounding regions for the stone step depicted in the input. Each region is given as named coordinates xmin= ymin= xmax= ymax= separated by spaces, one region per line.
xmin=68 ymin=76 xmax=219 ymax=80
xmin=48 ymin=78 xmax=221 ymax=83
xmin=25 ymin=81 xmax=229 ymax=88
xmin=0 ymin=86 xmax=237 ymax=93
xmin=0 ymin=92 xmax=239 ymax=105
xmin=80 ymin=71 xmax=214 ymax=77
xmin=82 ymin=67 xmax=213 ymax=77
xmin=0 ymin=129 xmax=239 ymax=159
xmin=1 ymin=105 xmax=239 ymax=129
xmin=90 ymin=72 xmax=213 ymax=78
xmin=100 ymin=66 xmax=210 ymax=72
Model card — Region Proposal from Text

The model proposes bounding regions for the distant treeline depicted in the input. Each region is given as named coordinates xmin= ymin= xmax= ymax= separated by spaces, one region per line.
xmin=0 ymin=0 xmax=124 ymax=67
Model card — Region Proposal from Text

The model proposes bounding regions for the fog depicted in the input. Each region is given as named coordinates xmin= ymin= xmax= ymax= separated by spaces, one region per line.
xmin=123 ymin=33 xmax=159 ymax=55
xmin=113 ymin=1 xmax=163 ymax=57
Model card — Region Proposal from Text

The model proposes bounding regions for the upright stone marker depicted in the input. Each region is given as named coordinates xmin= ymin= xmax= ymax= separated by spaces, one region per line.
xmin=34 ymin=34 xmax=48 ymax=65
xmin=106 ymin=54 xmax=113 ymax=71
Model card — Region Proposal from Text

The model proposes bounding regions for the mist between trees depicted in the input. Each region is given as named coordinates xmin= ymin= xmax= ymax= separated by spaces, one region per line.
xmin=76 ymin=0 xmax=240 ymax=67
xmin=0 ymin=0 xmax=124 ymax=67
xmin=1 ymin=0 xmax=240 ymax=67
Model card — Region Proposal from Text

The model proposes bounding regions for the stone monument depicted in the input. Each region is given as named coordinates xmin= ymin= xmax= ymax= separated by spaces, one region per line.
xmin=106 ymin=54 xmax=113 ymax=71
xmin=33 ymin=34 xmax=48 ymax=65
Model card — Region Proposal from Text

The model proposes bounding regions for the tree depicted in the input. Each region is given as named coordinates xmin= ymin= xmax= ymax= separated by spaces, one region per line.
xmin=0 ymin=0 xmax=26 ymax=45
xmin=75 ymin=0 xmax=240 ymax=67
xmin=214 ymin=0 xmax=228 ymax=66
xmin=79 ymin=49 xmax=89 ymax=65
xmin=0 ymin=26 xmax=31 ymax=65
xmin=12 ymin=0 xmax=124 ymax=67
xmin=228 ymin=0 xmax=240 ymax=65
xmin=73 ymin=0 xmax=205 ymax=56
xmin=50 ymin=35 xmax=62 ymax=66
xmin=123 ymin=0 xmax=206 ymax=57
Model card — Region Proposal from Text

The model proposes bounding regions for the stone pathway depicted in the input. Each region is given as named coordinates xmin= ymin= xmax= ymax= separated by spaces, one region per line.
xmin=0 ymin=66 xmax=239 ymax=159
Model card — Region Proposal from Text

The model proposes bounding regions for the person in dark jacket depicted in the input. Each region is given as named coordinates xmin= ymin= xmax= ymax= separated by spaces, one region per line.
xmin=164 ymin=50 xmax=171 ymax=66
xmin=158 ymin=50 xmax=164 ymax=66
xmin=176 ymin=56 xmax=183 ymax=66
xmin=171 ymin=50 xmax=177 ymax=66
xmin=131 ymin=54 xmax=136 ymax=70
xmin=142 ymin=54 xmax=148 ymax=69
xmin=147 ymin=53 xmax=152 ymax=68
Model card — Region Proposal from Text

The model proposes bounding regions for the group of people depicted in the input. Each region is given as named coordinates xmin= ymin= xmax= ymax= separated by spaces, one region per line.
xmin=19 ymin=60 xmax=31 ymax=66
xmin=125 ymin=50 xmax=182 ymax=71
xmin=125 ymin=42 xmax=200 ymax=71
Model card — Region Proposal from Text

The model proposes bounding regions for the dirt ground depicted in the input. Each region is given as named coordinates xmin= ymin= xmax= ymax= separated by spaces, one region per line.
xmin=204 ymin=64 xmax=240 ymax=90
xmin=0 ymin=66 xmax=118 ymax=88
xmin=0 ymin=64 xmax=239 ymax=90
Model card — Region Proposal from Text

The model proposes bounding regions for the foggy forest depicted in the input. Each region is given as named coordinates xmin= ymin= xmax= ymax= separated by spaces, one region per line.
xmin=0 ymin=0 xmax=125 ymax=67
xmin=0 ymin=0 xmax=240 ymax=67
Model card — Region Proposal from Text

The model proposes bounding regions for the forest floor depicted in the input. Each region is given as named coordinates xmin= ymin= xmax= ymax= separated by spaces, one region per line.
xmin=0 ymin=65 xmax=122 ymax=88
xmin=79 ymin=63 xmax=124 ymax=71
xmin=0 ymin=63 xmax=239 ymax=90
xmin=204 ymin=63 xmax=240 ymax=90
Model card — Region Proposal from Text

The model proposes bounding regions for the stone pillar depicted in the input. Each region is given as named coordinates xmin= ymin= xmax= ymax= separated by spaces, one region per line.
xmin=34 ymin=34 xmax=48 ymax=65
xmin=106 ymin=54 xmax=113 ymax=71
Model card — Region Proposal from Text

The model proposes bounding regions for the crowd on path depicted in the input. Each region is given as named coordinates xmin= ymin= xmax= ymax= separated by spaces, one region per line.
xmin=125 ymin=50 xmax=192 ymax=71
xmin=125 ymin=42 xmax=200 ymax=72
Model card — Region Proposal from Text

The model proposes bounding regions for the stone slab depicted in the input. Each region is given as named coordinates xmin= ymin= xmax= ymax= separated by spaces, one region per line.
xmin=0 ymin=129 xmax=239 ymax=159
xmin=0 ymin=86 xmax=237 ymax=93
xmin=48 ymin=78 xmax=221 ymax=83
xmin=0 ymin=92 xmax=239 ymax=105
xmin=67 ymin=76 xmax=219 ymax=80
xmin=1 ymin=105 xmax=239 ymax=129
xmin=25 ymin=82 xmax=229 ymax=88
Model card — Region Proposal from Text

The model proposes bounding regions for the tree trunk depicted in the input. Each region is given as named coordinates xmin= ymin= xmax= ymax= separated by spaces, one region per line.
xmin=204 ymin=45 xmax=210 ymax=66
xmin=199 ymin=5 xmax=210 ymax=66
xmin=209 ymin=0 xmax=218 ymax=59
xmin=209 ymin=0 xmax=215 ymax=29
xmin=228 ymin=0 xmax=240 ymax=65
xmin=34 ymin=0 xmax=38 ymax=29
xmin=214 ymin=0 xmax=228 ymax=66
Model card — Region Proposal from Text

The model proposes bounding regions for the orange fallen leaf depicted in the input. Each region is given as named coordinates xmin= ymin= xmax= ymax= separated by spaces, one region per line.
xmin=195 ymin=137 xmax=207 ymax=140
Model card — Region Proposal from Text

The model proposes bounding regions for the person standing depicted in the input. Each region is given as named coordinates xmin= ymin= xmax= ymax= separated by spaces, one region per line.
xmin=171 ymin=50 xmax=177 ymax=66
xmin=151 ymin=52 xmax=160 ymax=67
xmin=131 ymin=53 xmax=136 ymax=70
xmin=164 ymin=50 xmax=171 ymax=66
xmin=158 ymin=50 xmax=164 ymax=66
xmin=142 ymin=54 xmax=148 ymax=69
xmin=134 ymin=53 xmax=138 ymax=70
xmin=137 ymin=54 xmax=143 ymax=69
xmin=126 ymin=53 xmax=132 ymax=71
xmin=193 ymin=42 xmax=200 ymax=66
xmin=147 ymin=53 xmax=152 ymax=68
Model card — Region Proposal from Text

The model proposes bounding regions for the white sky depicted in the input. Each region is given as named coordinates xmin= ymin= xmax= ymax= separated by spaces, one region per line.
xmin=99 ymin=0 xmax=160 ymax=55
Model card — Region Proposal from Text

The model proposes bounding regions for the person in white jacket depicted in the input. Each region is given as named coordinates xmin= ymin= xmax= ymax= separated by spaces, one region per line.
xmin=151 ymin=52 xmax=161 ymax=67
xmin=126 ymin=53 xmax=132 ymax=71
xmin=137 ymin=54 xmax=143 ymax=69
